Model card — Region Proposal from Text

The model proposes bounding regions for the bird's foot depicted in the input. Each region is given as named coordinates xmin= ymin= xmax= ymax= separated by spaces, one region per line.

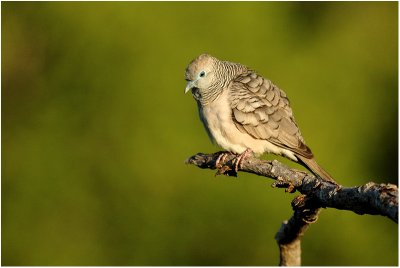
xmin=214 ymin=151 xmax=234 ymax=176
xmin=233 ymin=148 xmax=254 ymax=173
xmin=215 ymin=151 xmax=230 ymax=168
xmin=215 ymin=165 xmax=232 ymax=176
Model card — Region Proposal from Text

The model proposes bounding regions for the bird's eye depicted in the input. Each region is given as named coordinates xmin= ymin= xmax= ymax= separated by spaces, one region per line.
xmin=199 ymin=71 xmax=206 ymax=77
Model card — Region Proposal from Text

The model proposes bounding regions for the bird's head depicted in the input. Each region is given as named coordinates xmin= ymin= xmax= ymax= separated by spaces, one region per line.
xmin=184 ymin=54 xmax=217 ymax=96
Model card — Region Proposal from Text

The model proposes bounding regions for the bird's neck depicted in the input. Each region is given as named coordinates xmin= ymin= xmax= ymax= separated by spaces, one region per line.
xmin=199 ymin=61 xmax=247 ymax=106
xmin=219 ymin=61 xmax=248 ymax=80
xmin=198 ymin=85 xmax=223 ymax=106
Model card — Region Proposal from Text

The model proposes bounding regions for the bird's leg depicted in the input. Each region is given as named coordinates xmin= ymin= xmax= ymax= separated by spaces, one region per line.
xmin=215 ymin=151 xmax=230 ymax=168
xmin=233 ymin=148 xmax=254 ymax=172
xmin=214 ymin=151 xmax=234 ymax=176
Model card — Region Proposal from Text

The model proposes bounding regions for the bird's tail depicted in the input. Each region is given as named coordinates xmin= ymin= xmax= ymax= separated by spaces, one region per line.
xmin=297 ymin=155 xmax=338 ymax=185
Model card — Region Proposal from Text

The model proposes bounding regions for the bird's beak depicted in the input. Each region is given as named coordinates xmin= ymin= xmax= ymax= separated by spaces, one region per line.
xmin=185 ymin=81 xmax=194 ymax=94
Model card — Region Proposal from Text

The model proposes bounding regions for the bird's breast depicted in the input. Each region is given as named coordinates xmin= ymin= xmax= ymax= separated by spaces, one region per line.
xmin=198 ymin=90 xmax=297 ymax=159
xmin=199 ymin=90 xmax=253 ymax=154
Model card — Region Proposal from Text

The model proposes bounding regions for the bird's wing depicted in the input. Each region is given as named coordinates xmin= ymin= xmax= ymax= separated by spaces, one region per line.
xmin=229 ymin=72 xmax=313 ymax=158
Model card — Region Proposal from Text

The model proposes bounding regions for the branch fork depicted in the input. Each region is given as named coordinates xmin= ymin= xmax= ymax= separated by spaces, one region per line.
xmin=185 ymin=151 xmax=398 ymax=266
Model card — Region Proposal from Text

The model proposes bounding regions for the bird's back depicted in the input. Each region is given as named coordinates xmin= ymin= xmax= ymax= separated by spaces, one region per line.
xmin=228 ymin=71 xmax=313 ymax=159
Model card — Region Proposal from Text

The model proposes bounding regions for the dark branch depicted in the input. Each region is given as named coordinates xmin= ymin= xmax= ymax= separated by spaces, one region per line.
xmin=186 ymin=152 xmax=398 ymax=266
xmin=186 ymin=152 xmax=398 ymax=223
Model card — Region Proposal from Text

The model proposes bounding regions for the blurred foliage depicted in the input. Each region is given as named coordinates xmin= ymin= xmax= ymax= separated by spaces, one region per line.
xmin=2 ymin=1 xmax=398 ymax=266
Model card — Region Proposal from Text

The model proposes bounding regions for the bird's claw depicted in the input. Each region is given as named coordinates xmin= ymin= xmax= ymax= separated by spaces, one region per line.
xmin=215 ymin=152 xmax=230 ymax=168
xmin=214 ymin=152 xmax=234 ymax=176
xmin=233 ymin=148 xmax=253 ymax=172
xmin=215 ymin=165 xmax=232 ymax=176
xmin=213 ymin=149 xmax=253 ymax=177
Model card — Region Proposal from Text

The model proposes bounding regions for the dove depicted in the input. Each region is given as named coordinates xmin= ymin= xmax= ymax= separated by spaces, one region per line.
xmin=184 ymin=54 xmax=337 ymax=184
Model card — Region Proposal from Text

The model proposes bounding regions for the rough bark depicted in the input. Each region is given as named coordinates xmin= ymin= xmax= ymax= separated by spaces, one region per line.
xmin=185 ymin=151 xmax=398 ymax=266
xmin=275 ymin=208 xmax=321 ymax=266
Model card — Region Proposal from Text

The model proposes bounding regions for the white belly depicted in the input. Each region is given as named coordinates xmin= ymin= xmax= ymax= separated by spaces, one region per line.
xmin=200 ymin=90 xmax=297 ymax=161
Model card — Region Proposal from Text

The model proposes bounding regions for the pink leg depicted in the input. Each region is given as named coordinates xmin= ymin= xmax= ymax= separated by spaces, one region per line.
xmin=215 ymin=152 xmax=229 ymax=168
xmin=233 ymin=148 xmax=253 ymax=172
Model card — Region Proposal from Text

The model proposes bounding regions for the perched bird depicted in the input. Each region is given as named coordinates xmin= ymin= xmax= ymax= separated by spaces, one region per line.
xmin=184 ymin=53 xmax=337 ymax=184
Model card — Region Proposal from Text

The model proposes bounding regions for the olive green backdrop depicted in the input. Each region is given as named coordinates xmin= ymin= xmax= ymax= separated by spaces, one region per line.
xmin=2 ymin=1 xmax=398 ymax=266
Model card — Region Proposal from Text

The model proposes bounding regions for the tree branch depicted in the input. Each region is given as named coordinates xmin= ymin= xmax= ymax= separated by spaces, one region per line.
xmin=185 ymin=151 xmax=398 ymax=266
xmin=186 ymin=152 xmax=398 ymax=222
xmin=275 ymin=207 xmax=321 ymax=266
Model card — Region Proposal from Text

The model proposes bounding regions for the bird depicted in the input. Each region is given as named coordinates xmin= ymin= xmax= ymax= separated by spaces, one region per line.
xmin=184 ymin=53 xmax=337 ymax=184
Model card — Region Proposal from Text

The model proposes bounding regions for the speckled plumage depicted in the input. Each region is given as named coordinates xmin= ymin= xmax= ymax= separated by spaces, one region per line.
xmin=184 ymin=54 xmax=336 ymax=183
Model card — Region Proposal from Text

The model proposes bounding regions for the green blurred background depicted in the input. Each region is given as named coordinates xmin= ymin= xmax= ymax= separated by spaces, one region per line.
xmin=2 ymin=2 xmax=398 ymax=266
